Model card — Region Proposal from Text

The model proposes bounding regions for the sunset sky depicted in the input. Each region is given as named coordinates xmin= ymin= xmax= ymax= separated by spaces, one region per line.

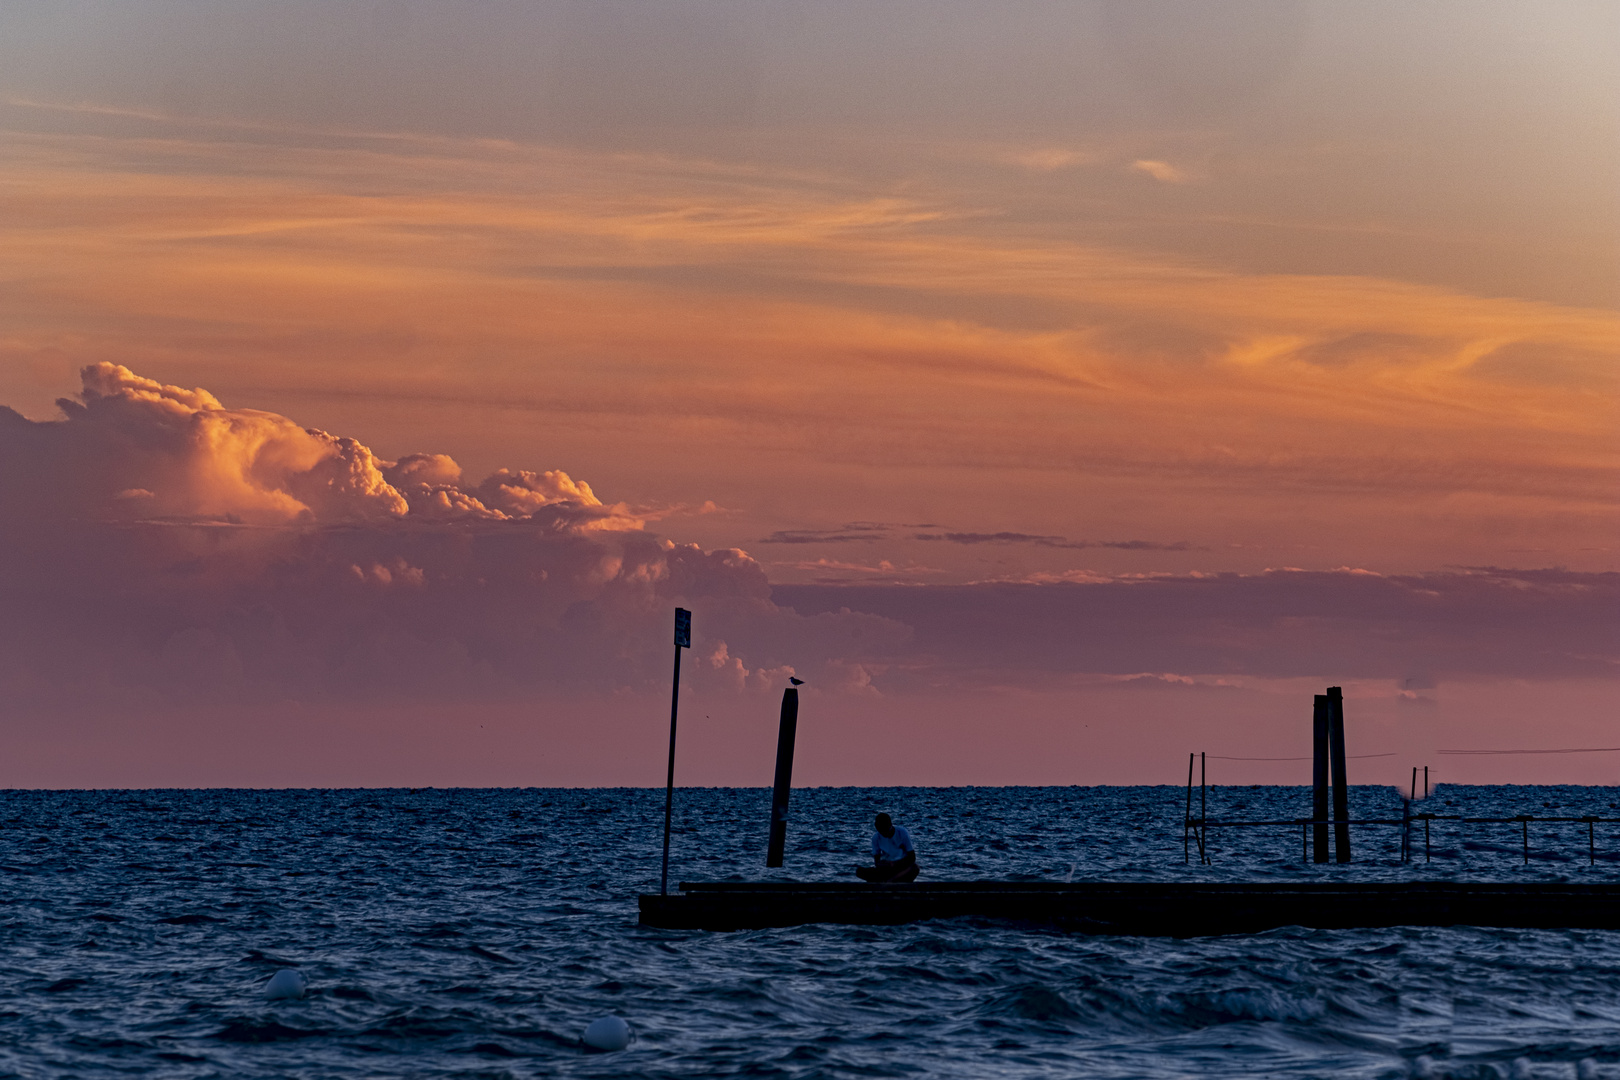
xmin=1 ymin=1 xmax=1615 ymax=788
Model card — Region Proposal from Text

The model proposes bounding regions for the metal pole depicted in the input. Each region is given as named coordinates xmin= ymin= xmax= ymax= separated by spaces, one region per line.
xmin=1327 ymin=687 xmax=1351 ymax=863
xmin=765 ymin=688 xmax=799 ymax=868
xmin=1411 ymin=767 xmax=1417 ymax=802
xmin=1424 ymin=765 xmax=1429 ymax=799
xmin=660 ymin=608 xmax=692 ymax=895
xmin=1402 ymin=799 xmax=1410 ymax=863
xmin=1184 ymin=753 xmax=1194 ymax=863
xmin=1200 ymin=752 xmax=1208 ymax=864
xmin=1312 ymin=695 xmax=1330 ymax=863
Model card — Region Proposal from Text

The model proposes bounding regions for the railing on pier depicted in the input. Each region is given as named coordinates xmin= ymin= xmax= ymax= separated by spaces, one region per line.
xmin=1181 ymin=688 xmax=1620 ymax=869
xmin=1184 ymin=807 xmax=1620 ymax=867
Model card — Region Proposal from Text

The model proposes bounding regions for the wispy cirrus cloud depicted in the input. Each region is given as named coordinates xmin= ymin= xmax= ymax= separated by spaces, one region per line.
xmin=913 ymin=532 xmax=1196 ymax=552
xmin=1 ymin=86 xmax=1614 ymax=587
xmin=768 ymin=557 xmax=948 ymax=585
xmin=1130 ymin=158 xmax=1189 ymax=183
xmin=757 ymin=522 xmax=938 ymax=544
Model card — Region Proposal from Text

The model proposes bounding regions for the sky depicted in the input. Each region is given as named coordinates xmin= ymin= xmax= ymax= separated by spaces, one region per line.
xmin=0 ymin=1 xmax=1616 ymax=789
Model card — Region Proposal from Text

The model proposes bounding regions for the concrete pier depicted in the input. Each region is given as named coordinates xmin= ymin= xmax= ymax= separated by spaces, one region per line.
xmin=639 ymin=880 xmax=1620 ymax=935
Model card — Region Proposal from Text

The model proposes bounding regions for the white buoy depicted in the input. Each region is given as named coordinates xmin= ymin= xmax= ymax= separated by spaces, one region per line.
xmin=581 ymin=1016 xmax=630 ymax=1052
xmin=264 ymin=969 xmax=306 ymax=1001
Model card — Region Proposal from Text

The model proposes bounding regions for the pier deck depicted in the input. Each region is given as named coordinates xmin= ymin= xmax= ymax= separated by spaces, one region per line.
xmin=638 ymin=880 xmax=1620 ymax=935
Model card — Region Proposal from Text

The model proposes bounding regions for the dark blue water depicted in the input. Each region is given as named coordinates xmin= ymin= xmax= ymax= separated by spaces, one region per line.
xmin=4 ymin=785 xmax=1620 ymax=1078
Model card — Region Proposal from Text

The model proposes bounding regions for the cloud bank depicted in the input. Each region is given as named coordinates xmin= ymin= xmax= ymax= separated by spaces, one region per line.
xmin=0 ymin=365 xmax=903 ymax=707
xmin=776 ymin=568 xmax=1619 ymax=688
xmin=0 ymin=367 xmax=1612 ymax=729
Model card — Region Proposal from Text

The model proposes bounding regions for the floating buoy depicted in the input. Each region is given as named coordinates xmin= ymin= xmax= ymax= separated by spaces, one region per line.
xmin=581 ymin=1015 xmax=630 ymax=1051
xmin=264 ymin=969 xmax=306 ymax=1001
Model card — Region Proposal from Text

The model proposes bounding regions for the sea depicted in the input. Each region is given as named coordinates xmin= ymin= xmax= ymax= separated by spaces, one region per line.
xmin=4 ymin=783 xmax=1620 ymax=1079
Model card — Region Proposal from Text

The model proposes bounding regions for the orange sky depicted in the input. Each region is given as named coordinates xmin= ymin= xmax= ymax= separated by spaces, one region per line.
xmin=0 ymin=2 xmax=1615 ymax=785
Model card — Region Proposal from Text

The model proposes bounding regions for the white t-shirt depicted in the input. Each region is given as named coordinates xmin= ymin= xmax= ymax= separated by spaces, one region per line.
xmin=872 ymin=825 xmax=914 ymax=863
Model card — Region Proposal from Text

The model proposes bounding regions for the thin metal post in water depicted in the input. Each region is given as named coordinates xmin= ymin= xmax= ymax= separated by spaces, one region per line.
xmin=1184 ymin=753 xmax=1194 ymax=864
xmin=660 ymin=608 xmax=692 ymax=895
xmin=1401 ymin=799 xmax=1410 ymax=863
xmin=1411 ymin=767 xmax=1417 ymax=802
xmin=1424 ymin=766 xmax=1429 ymax=799
xmin=765 ymin=687 xmax=799 ymax=868
xmin=1327 ymin=686 xmax=1351 ymax=863
xmin=1308 ymin=702 xmax=1321 ymax=861
xmin=1200 ymin=752 xmax=1208 ymax=864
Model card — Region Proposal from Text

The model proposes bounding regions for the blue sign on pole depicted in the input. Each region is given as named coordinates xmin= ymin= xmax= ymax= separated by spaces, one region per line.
xmin=674 ymin=608 xmax=691 ymax=649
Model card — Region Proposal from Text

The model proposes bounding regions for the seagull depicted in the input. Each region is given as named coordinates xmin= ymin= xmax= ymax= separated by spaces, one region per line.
xmin=789 ymin=677 xmax=804 ymax=686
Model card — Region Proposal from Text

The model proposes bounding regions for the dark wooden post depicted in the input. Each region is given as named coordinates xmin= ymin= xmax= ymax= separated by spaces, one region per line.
xmin=1312 ymin=694 xmax=1330 ymax=863
xmin=660 ymin=608 xmax=692 ymax=895
xmin=1327 ymin=686 xmax=1351 ymax=863
xmin=765 ymin=688 xmax=800 ymax=868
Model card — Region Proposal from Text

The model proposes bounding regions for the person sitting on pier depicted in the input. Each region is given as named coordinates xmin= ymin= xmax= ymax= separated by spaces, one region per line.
xmin=856 ymin=813 xmax=919 ymax=882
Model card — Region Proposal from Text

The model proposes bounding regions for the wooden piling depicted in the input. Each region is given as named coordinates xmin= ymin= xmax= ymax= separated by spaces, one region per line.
xmin=660 ymin=608 xmax=692 ymax=895
xmin=1312 ymin=695 xmax=1330 ymax=863
xmin=1327 ymin=686 xmax=1351 ymax=863
xmin=765 ymin=688 xmax=799 ymax=868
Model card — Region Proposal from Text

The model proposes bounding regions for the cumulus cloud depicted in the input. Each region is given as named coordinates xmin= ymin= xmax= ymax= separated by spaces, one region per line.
xmin=0 ymin=366 xmax=905 ymax=707
xmin=0 ymin=364 xmax=640 ymax=531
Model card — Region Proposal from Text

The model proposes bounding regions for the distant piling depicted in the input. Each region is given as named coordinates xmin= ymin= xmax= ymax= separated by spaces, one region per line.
xmin=765 ymin=688 xmax=799 ymax=868
xmin=1327 ymin=686 xmax=1351 ymax=863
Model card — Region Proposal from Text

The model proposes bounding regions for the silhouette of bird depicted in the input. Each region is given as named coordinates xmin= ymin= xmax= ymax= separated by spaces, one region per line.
xmin=789 ymin=677 xmax=804 ymax=686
